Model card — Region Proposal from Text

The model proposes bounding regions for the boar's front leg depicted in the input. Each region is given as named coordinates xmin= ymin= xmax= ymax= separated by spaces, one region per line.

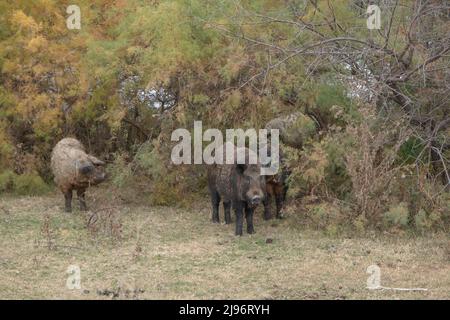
xmin=64 ymin=189 xmax=73 ymax=213
xmin=234 ymin=201 xmax=244 ymax=236
xmin=210 ymin=190 xmax=221 ymax=223
xmin=223 ymin=201 xmax=232 ymax=224
xmin=245 ymin=203 xmax=255 ymax=234
xmin=77 ymin=188 xmax=87 ymax=211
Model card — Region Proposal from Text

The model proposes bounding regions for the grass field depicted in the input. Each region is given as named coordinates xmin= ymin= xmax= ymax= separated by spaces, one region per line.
xmin=0 ymin=192 xmax=449 ymax=299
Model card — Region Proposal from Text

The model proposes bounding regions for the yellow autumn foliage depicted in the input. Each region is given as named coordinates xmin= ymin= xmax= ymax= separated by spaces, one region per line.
xmin=11 ymin=10 xmax=40 ymax=33
xmin=26 ymin=35 xmax=48 ymax=53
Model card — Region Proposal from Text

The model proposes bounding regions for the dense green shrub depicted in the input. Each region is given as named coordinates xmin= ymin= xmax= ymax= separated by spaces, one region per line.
xmin=0 ymin=170 xmax=16 ymax=192
xmin=13 ymin=173 xmax=51 ymax=196
xmin=383 ymin=202 xmax=409 ymax=228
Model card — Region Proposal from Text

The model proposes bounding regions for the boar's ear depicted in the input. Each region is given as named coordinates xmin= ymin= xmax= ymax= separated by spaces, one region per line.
xmin=87 ymin=155 xmax=105 ymax=166
xmin=236 ymin=164 xmax=247 ymax=174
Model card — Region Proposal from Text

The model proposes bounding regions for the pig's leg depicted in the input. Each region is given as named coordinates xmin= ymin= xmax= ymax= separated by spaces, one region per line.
xmin=211 ymin=190 xmax=221 ymax=223
xmin=64 ymin=189 xmax=73 ymax=213
xmin=77 ymin=188 xmax=87 ymax=211
xmin=275 ymin=192 xmax=284 ymax=219
xmin=234 ymin=201 xmax=244 ymax=236
xmin=283 ymin=183 xmax=288 ymax=202
xmin=223 ymin=201 xmax=232 ymax=224
xmin=245 ymin=204 xmax=255 ymax=234
xmin=263 ymin=192 xmax=272 ymax=220
xmin=274 ymin=183 xmax=286 ymax=219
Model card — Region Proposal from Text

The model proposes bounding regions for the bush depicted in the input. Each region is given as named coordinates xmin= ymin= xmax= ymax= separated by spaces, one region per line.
xmin=286 ymin=142 xmax=328 ymax=197
xmin=0 ymin=170 xmax=17 ymax=192
xmin=13 ymin=173 xmax=51 ymax=196
xmin=383 ymin=202 xmax=409 ymax=228
xmin=301 ymin=202 xmax=351 ymax=236
xmin=414 ymin=209 xmax=432 ymax=231
xmin=107 ymin=139 xmax=203 ymax=207
xmin=344 ymin=107 xmax=411 ymax=222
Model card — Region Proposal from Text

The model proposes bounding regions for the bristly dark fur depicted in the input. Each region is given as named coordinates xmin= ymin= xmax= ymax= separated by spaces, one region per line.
xmin=207 ymin=142 xmax=266 ymax=236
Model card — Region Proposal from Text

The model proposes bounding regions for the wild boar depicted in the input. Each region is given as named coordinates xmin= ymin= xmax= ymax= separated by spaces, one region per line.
xmin=51 ymin=138 xmax=106 ymax=212
xmin=207 ymin=142 xmax=266 ymax=236
xmin=263 ymin=165 xmax=289 ymax=220
xmin=265 ymin=112 xmax=317 ymax=148
xmin=261 ymin=139 xmax=290 ymax=220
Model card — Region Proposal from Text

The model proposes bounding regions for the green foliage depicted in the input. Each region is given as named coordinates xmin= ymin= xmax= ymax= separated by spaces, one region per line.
xmin=1 ymin=170 xmax=51 ymax=195
xmin=307 ymin=82 xmax=356 ymax=127
xmin=13 ymin=173 xmax=51 ymax=196
xmin=384 ymin=203 xmax=409 ymax=228
xmin=414 ymin=209 xmax=432 ymax=231
xmin=108 ymin=154 xmax=133 ymax=189
xmin=0 ymin=170 xmax=16 ymax=192
xmin=398 ymin=137 xmax=424 ymax=165
xmin=304 ymin=202 xmax=349 ymax=236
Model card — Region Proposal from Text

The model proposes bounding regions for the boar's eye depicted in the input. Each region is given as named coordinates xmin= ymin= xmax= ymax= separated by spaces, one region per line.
xmin=79 ymin=164 xmax=93 ymax=175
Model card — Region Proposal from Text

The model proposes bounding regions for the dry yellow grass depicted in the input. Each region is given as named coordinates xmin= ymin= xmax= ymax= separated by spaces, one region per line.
xmin=0 ymin=192 xmax=449 ymax=299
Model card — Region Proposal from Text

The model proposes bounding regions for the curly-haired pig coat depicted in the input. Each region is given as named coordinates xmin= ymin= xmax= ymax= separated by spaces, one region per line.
xmin=207 ymin=142 xmax=266 ymax=236
xmin=51 ymin=138 xmax=106 ymax=212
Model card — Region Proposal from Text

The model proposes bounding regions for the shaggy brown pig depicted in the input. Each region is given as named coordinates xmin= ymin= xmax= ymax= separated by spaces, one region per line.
xmin=51 ymin=138 xmax=106 ymax=212
xmin=207 ymin=142 xmax=265 ymax=236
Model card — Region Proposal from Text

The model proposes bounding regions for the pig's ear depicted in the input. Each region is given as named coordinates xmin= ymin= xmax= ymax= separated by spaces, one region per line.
xmin=87 ymin=155 xmax=105 ymax=166
xmin=236 ymin=164 xmax=247 ymax=174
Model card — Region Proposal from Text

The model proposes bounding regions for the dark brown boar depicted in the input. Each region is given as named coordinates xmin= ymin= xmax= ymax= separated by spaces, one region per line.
xmin=260 ymin=139 xmax=290 ymax=220
xmin=51 ymin=138 xmax=107 ymax=212
xmin=263 ymin=168 xmax=289 ymax=219
xmin=207 ymin=142 xmax=266 ymax=236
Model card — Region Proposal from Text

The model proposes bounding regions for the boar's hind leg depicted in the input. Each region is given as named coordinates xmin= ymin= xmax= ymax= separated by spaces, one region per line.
xmin=223 ymin=201 xmax=232 ymax=224
xmin=245 ymin=204 xmax=255 ymax=234
xmin=77 ymin=188 xmax=87 ymax=211
xmin=210 ymin=190 xmax=221 ymax=223
xmin=64 ymin=189 xmax=73 ymax=213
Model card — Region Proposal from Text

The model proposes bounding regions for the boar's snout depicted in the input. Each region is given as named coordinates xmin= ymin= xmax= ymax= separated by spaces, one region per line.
xmin=78 ymin=162 xmax=106 ymax=185
xmin=251 ymin=195 xmax=261 ymax=206
xmin=92 ymin=167 xmax=107 ymax=184
xmin=245 ymin=182 xmax=265 ymax=207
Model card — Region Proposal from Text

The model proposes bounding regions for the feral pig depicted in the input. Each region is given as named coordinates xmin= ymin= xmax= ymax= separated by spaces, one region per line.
xmin=207 ymin=142 xmax=266 ymax=236
xmin=263 ymin=163 xmax=289 ymax=220
xmin=265 ymin=112 xmax=317 ymax=148
xmin=51 ymin=138 xmax=106 ymax=212
xmin=261 ymin=140 xmax=290 ymax=220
